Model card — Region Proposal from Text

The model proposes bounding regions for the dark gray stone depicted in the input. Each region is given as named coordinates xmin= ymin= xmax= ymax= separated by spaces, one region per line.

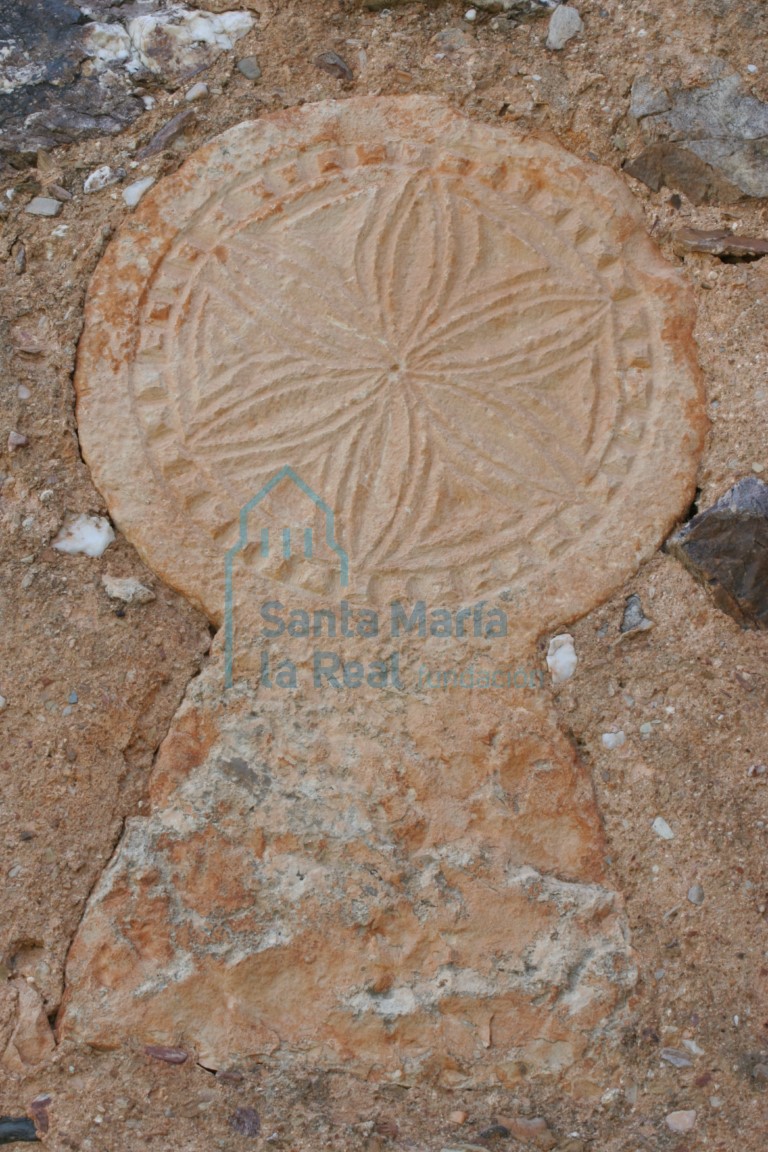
xmin=667 ymin=477 xmax=768 ymax=629
xmin=0 ymin=1116 xmax=38 ymax=1144
xmin=626 ymin=75 xmax=768 ymax=202
xmin=0 ymin=0 xmax=143 ymax=156
xmin=662 ymin=75 xmax=768 ymax=143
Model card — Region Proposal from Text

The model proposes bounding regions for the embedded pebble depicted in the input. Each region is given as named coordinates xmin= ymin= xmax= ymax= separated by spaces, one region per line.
xmin=748 ymin=762 xmax=767 ymax=777
xmin=630 ymin=75 xmax=671 ymax=119
xmin=136 ymin=108 xmax=195 ymax=160
xmin=601 ymin=731 xmax=626 ymax=750
xmin=53 ymin=515 xmax=115 ymax=558
xmin=497 ymin=1116 xmax=556 ymax=1148
xmin=546 ymin=634 xmax=577 ymax=684
xmin=84 ymin=165 xmax=124 ymax=194
xmin=465 ymin=8 xmax=478 ymax=20
xmin=439 ymin=1146 xmax=489 ymax=1152
xmin=185 ymin=81 xmax=209 ymax=102
xmin=229 ymin=1107 xmax=261 ymax=1136
xmin=8 ymin=431 xmax=28 ymax=451
xmin=122 ymin=177 xmax=155 ymax=208
xmin=687 ymin=883 xmax=705 ymax=905
xmin=620 ymin=593 xmax=653 ymax=633
xmin=237 ymin=56 xmax=262 ymax=80
xmin=102 ymin=575 xmax=156 ymax=604
xmin=673 ymin=227 xmax=768 ymax=259
xmin=652 ymin=815 xmax=675 ymax=840
xmin=144 ymin=1044 xmax=188 ymax=1064
xmin=0 ymin=696 xmax=6 ymax=711
xmin=660 ymin=1047 xmax=693 ymax=1068
xmin=546 ymin=4 xmax=583 ymax=50
xmin=29 ymin=1093 xmax=51 ymax=1136
xmin=0 ymin=1118 xmax=37 ymax=1143
xmin=25 ymin=196 xmax=62 ymax=217
xmin=314 ymin=51 xmax=354 ymax=81
xmin=17 ymin=385 xmax=31 ymax=400
xmin=665 ymin=1110 xmax=696 ymax=1133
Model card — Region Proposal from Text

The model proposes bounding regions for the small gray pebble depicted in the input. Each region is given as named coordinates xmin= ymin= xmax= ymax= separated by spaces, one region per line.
xmin=660 ymin=1046 xmax=693 ymax=1068
xmin=237 ymin=56 xmax=262 ymax=80
xmin=546 ymin=3 xmax=583 ymax=50
xmin=185 ymin=81 xmax=209 ymax=102
xmin=314 ymin=51 xmax=354 ymax=81
xmin=25 ymin=196 xmax=62 ymax=217
xmin=687 ymin=883 xmax=705 ymax=905
xmin=620 ymin=593 xmax=652 ymax=633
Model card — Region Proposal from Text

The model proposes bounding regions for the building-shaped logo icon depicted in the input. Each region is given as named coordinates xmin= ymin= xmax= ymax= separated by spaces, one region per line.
xmin=224 ymin=466 xmax=349 ymax=687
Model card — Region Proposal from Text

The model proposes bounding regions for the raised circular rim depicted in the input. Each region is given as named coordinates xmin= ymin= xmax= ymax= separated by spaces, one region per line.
xmin=75 ymin=95 xmax=706 ymax=638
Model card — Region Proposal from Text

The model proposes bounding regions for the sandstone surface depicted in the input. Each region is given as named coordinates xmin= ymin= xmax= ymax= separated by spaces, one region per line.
xmin=60 ymin=97 xmax=706 ymax=1080
xmin=73 ymin=96 xmax=705 ymax=645
xmin=60 ymin=657 xmax=636 ymax=1081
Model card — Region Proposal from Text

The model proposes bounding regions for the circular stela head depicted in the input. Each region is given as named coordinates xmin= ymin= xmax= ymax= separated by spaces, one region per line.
xmin=75 ymin=97 xmax=705 ymax=634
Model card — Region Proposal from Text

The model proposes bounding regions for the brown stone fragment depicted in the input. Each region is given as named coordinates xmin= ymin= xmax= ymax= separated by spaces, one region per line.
xmin=625 ymin=143 xmax=743 ymax=204
xmin=498 ymin=1115 xmax=557 ymax=1149
xmin=673 ymin=226 xmax=768 ymax=259
xmin=1 ymin=981 xmax=55 ymax=1070
xmin=135 ymin=108 xmax=196 ymax=160
xmin=28 ymin=1093 xmax=51 ymax=1136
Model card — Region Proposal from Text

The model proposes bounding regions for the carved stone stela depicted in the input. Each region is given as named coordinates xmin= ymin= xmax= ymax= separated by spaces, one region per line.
xmin=60 ymin=98 xmax=705 ymax=1081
